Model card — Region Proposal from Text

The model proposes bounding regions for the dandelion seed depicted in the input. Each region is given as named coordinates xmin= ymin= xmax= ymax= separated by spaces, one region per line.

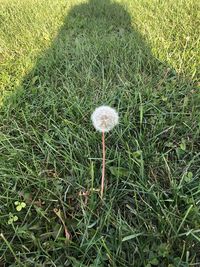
xmin=91 ymin=105 xmax=119 ymax=199
xmin=91 ymin=105 xmax=119 ymax=132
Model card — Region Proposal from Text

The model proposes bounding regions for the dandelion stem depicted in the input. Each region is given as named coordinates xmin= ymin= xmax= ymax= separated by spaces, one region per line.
xmin=101 ymin=130 xmax=106 ymax=199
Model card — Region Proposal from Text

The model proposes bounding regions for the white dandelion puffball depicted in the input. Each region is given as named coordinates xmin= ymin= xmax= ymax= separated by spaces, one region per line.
xmin=91 ymin=105 xmax=119 ymax=132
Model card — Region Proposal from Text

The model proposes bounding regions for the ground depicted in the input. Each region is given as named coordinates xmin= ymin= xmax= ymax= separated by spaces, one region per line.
xmin=0 ymin=0 xmax=199 ymax=266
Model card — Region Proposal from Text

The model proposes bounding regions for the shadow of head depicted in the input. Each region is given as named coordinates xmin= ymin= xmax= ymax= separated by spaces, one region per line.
xmin=66 ymin=0 xmax=132 ymax=33
xmin=22 ymin=0 xmax=157 ymax=91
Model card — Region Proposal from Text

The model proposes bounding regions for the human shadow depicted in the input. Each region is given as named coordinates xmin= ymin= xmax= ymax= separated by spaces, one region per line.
xmin=1 ymin=0 xmax=166 ymax=183
xmin=1 ymin=0 xmax=198 ymax=266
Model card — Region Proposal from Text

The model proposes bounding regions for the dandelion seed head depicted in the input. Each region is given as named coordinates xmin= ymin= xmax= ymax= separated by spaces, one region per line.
xmin=91 ymin=105 xmax=119 ymax=132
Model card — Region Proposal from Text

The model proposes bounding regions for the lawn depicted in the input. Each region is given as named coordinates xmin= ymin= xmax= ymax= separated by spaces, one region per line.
xmin=0 ymin=0 xmax=199 ymax=266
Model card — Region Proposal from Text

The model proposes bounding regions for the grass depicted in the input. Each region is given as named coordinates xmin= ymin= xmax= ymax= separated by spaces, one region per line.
xmin=0 ymin=0 xmax=200 ymax=266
